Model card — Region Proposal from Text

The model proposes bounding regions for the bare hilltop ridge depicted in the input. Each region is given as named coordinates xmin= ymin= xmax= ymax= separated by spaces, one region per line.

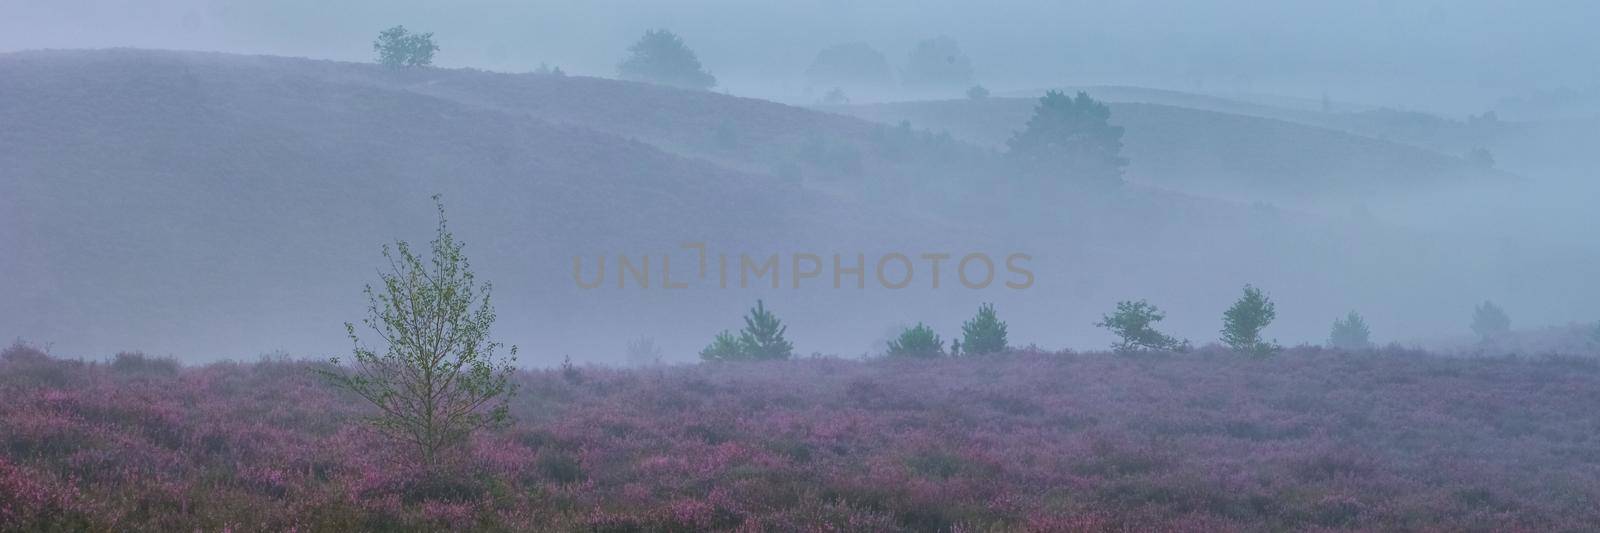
xmin=0 ymin=48 xmax=1587 ymax=361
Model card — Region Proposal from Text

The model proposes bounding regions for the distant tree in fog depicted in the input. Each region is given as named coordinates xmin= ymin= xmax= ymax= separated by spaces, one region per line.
xmin=966 ymin=84 xmax=990 ymax=100
xmin=625 ymin=336 xmax=663 ymax=366
xmin=618 ymin=29 xmax=716 ymax=90
xmin=1471 ymin=301 xmax=1511 ymax=342
xmin=534 ymin=63 xmax=567 ymax=77
xmin=1328 ymin=311 xmax=1373 ymax=350
xmin=373 ymin=26 xmax=439 ymax=68
xmin=701 ymin=300 xmax=794 ymax=361
xmin=322 ymin=196 xmax=516 ymax=467
xmin=820 ymin=87 xmax=850 ymax=105
xmin=805 ymin=43 xmax=895 ymax=90
xmin=1006 ymin=90 xmax=1128 ymax=187
xmin=1221 ymin=285 xmax=1280 ymax=356
xmin=1097 ymin=300 xmax=1186 ymax=354
xmin=886 ymin=323 xmax=945 ymax=358
xmin=961 ymin=303 xmax=1008 ymax=355
xmin=1465 ymin=147 xmax=1496 ymax=168
xmin=901 ymin=36 xmax=975 ymax=89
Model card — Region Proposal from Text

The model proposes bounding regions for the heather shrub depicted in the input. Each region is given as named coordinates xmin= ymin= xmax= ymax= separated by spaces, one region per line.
xmin=1096 ymin=300 xmax=1186 ymax=353
xmin=1221 ymin=284 xmax=1280 ymax=356
xmin=1328 ymin=311 xmax=1374 ymax=350
xmin=961 ymin=303 xmax=1008 ymax=355
xmin=322 ymin=196 xmax=518 ymax=466
xmin=109 ymin=351 xmax=179 ymax=376
xmin=373 ymin=26 xmax=439 ymax=68
xmin=0 ymin=341 xmax=82 ymax=388
xmin=1471 ymin=301 xmax=1511 ymax=342
xmin=700 ymin=300 xmax=794 ymax=361
xmin=886 ymin=323 xmax=944 ymax=358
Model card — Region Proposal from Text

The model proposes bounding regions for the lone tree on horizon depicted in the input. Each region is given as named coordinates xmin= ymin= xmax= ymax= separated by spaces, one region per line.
xmin=961 ymin=303 xmax=1008 ymax=355
xmin=618 ymin=29 xmax=716 ymax=90
xmin=322 ymin=195 xmax=517 ymax=467
xmin=373 ymin=25 xmax=439 ymax=68
xmin=1471 ymin=300 xmax=1511 ymax=342
xmin=1007 ymin=90 xmax=1128 ymax=187
xmin=901 ymin=36 xmax=975 ymax=89
xmin=1222 ymin=285 xmax=1280 ymax=356
xmin=887 ymin=322 xmax=945 ymax=358
xmin=1097 ymin=300 xmax=1186 ymax=354
xmin=1328 ymin=311 xmax=1373 ymax=350
xmin=701 ymin=300 xmax=794 ymax=361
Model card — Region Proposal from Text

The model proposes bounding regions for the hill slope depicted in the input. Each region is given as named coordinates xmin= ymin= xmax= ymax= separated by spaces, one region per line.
xmin=3 ymin=49 xmax=1595 ymax=361
xmin=825 ymin=97 xmax=1509 ymax=205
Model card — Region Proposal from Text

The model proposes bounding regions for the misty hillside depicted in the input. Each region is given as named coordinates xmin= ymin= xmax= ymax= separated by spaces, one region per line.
xmin=826 ymin=97 xmax=1510 ymax=205
xmin=2 ymin=49 xmax=1594 ymax=363
xmin=0 ymin=48 xmax=905 ymax=358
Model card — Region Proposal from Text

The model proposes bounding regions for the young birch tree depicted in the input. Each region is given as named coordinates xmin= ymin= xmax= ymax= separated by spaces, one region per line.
xmin=324 ymin=196 xmax=517 ymax=466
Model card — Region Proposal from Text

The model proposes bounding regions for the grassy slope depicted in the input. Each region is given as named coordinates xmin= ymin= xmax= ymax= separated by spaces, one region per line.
xmin=4 ymin=343 xmax=1600 ymax=531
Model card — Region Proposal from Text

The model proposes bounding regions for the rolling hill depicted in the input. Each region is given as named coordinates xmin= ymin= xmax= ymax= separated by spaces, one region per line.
xmin=824 ymin=96 xmax=1510 ymax=205
xmin=3 ymin=49 xmax=1594 ymax=363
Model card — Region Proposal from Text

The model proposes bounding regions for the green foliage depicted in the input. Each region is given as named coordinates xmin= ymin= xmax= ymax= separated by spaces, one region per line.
xmin=701 ymin=300 xmax=795 ymax=361
xmin=373 ymin=26 xmax=439 ymax=68
xmin=886 ymin=323 xmax=945 ymax=358
xmin=1096 ymin=300 xmax=1185 ymax=353
xmin=1471 ymin=300 xmax=1511 ymax=342
xmin=322 ymin=196 xmax=517 ymax=466
xmin=1328 ymin=311 xmax=1374 ymax=350
xmin=961 ymin=303 xmax=1008 ymax=356
xmin=617 ymin=29 xmax=716 ymax=90
xmin=1221 ymin=285 xmax=1280 ymax=356
xmin=739 ymin=300 xmax=794 ymax=360
xmin=1006 ymin=90 xmax=1128 ymax=186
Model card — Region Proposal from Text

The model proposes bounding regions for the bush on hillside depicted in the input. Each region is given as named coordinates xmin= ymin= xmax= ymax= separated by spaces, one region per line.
xmin=902 ymin=36 xmax=975 ymax=89
xmin=1006 ymin=90 xmax=1128 ymax=187
xmin=617 ymin=29 xmax=716 ymax=90
xmin=1328 ymin=311 xmax=1374 ymax=350
xmin=1221 ymin=285 xmax=1280 ymax=356
xmin=374 ymin=26 xmax=439 ymax=68
xmin=886 ymin=323 xmax=945 ymax=358
xmin=701 ymin=300 xmax=795 ymax=361
xmin=1471 ymin=301 xmax=1511 ymax=343
xmin=1096 ymin=300 xmax=1186 ymax=354
xmin=961 ymin=303 xmax=1008 ymax=355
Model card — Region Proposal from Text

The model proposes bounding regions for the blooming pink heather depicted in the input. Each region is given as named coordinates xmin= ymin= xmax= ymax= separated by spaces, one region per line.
xmin=3 ymin=341 xmax=1599 ymax=531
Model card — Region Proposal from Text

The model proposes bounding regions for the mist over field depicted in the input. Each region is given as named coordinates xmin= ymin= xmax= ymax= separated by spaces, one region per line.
xmin=2 ymin=1 xmax=1600 ymax=530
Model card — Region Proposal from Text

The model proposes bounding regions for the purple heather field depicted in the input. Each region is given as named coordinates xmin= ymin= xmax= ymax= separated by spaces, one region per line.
xmin=4 ymin=342 xmax=1599 ymax=531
